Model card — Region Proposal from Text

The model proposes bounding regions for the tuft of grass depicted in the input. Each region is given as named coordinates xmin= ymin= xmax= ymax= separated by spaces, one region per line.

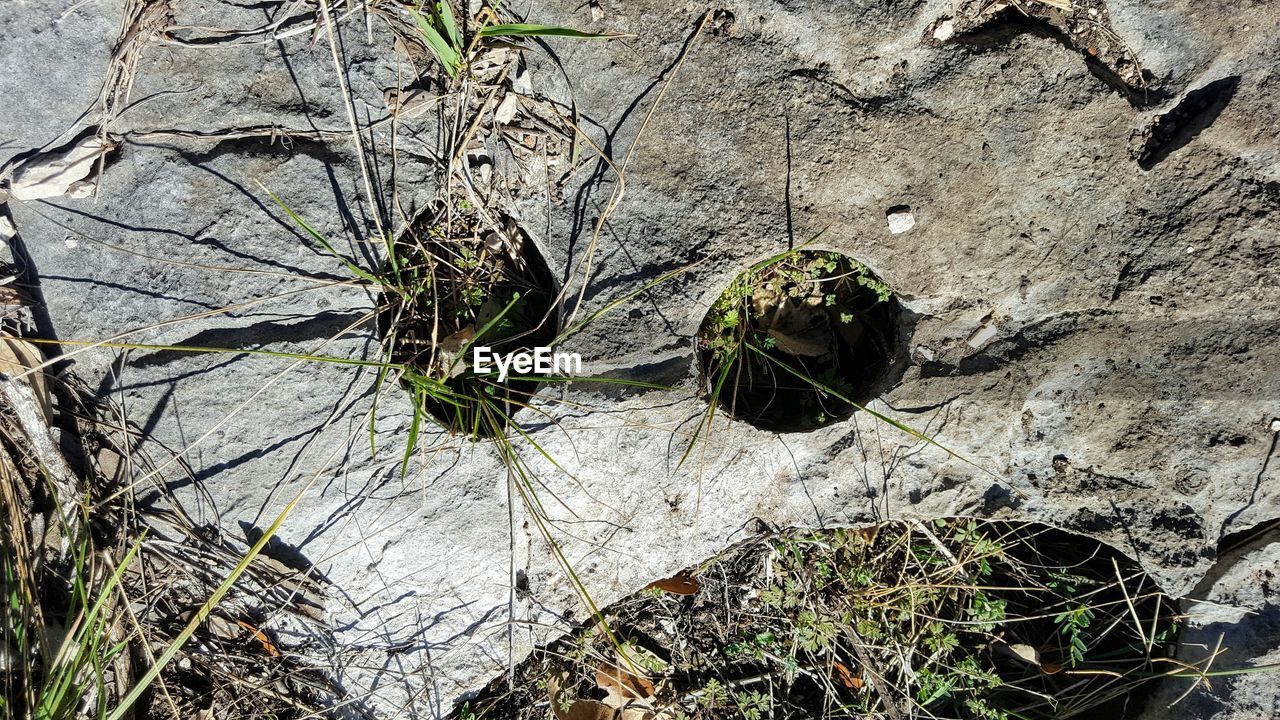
xmin=409 ymin=1 xmax=621 ymax=81
xmin=0 ymin=473 xmax=140 ymax=720
xmin=697 ymin=244 xmax=894 ymax=431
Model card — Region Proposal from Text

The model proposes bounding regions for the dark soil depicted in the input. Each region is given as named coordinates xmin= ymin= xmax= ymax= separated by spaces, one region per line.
xmin=457 ymin=519 xmax=1180 ymax=720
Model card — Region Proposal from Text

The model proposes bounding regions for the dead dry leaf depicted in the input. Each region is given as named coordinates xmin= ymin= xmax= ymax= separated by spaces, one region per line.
xmin=765 ymin=326 xmax=830 ymax=357
xmin=235 ymin=619 xmax=280 ymax=657
xmin=9 ymin=135 xmax=114 ymax=202
xmin=596 ymin=663 xmax=655 ymax=706
xmin=1001 ymin=643 xmax=1042 ymax=667
xmin=643 ymin=572 xmax=699 ymax=595
xmin=853 ymin=525 xmax=880 ymax=545
xmin=549 ymin=673 xmax=616 ymax=720
xmin=557 ymin=700 xmax=615 ymax=720
xmin=762 ymin=297 xmax=834 ymax=357
xmin=201 ymin=613 xmax=240 ymax=642
xmin=832 ymin=660 xmax=864 ymax=689
xmin=0 ymin=335 xmax=51 ymax=425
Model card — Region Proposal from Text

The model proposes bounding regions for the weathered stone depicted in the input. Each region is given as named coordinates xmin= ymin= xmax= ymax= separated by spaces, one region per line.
xmin=2 ymin=0 xmax=1277 ymax=716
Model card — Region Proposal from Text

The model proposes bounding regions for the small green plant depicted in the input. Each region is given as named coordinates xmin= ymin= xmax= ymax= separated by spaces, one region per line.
xmin=688 ymin=243 xmax=915 ymax=462
xmin=734 ymin=689 xmax=771 ymax=720
xmin=410 ymin=1 xmax=620 ymax=81
xmin=1055 ymin=603 xmax=1095 ymax=667
xmin=465 ymin=519 xmax=1190 ymax=720
xmin=793 ymin=609 xmax=838 ymax=653
xmin=699 ymin=678 xmax=729 ymax=710
xmin=969 ymin=591 xmax=1008 ymax=632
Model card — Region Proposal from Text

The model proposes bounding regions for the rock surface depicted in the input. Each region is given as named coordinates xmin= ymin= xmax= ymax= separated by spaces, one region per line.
xmin=1 ymin=0 xmax=1278 ymax=716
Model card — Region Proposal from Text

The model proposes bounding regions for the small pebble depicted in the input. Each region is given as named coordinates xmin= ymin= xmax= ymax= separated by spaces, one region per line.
xmin=933 ymin=19 xmax=955 ymax=42
xmin=886 ymin=207 xmax=916 ymax=234
xmin=967 ymin=323 xmax=999 ymax=349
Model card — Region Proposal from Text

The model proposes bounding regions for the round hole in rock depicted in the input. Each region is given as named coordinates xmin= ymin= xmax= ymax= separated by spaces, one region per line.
xmin=377 ymin=200 xmax=559 ymax=437
xmin=697 ymin=250 xmax=903 ymax=432
xmin=458 ymin=519 xmax=1180 ymax=720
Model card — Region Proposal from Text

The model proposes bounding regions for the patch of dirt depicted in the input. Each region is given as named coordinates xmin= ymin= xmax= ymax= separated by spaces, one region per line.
xmin=460 ymin=520 xmax=1180 ymax=720
xmin=696 ymin=250 xmax=904 ymax=432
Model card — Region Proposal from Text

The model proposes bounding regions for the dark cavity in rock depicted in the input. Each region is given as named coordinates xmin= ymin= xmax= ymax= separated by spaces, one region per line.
xmin=697 ymin=250 xmax=905 ymax=432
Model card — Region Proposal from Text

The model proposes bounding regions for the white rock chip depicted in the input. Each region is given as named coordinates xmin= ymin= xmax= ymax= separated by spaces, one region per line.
xmin=887 ymin=208 xmax=916 ymax=234
xmin=967 ymin=322 xmax=1000 ymax=349
xmin=933 ymin=19 xmax=955 ymax=42
xmin=494 ymin=93 xmax=519 ymax=126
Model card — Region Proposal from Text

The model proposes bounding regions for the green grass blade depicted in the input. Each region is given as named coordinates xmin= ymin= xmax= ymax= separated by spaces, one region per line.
xmin=107 ymin=465 xmax=322 ymax=720
xmin=744 ymin=342 xmax=1000 ymax=481
xmin=410 ymin=8 xmax=461 ymax=78
xmin=437 ymin=1 xmax=463 ymax=55
xmin=402 ymin=394 xmax=424 ymax=477
xmin=747 ymin=228 xmax=827 ymax=275
xmin=674 ymin=352 xmax=734 ymax=473
xmin=369 ymin=363 xmax=390 ymax=455
xmin=444 ymin=292 xmax=523 ymax=377
xmin=485 ymin=400 xmax=579 ymax=487
xmin=260 ymin=186 xmax=384 ymax=285
xmin=556 ymin=259 xmax=703 ymax=343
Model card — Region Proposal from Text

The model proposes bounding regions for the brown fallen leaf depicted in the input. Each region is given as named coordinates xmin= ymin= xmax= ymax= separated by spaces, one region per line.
xmin=0 ymin=334 xmax=52 ymax=425
xmin=762 ymin=296 xmax=834 ymax=357
xmin=766 ymin=326 xmax=831 ymax=357
xmin=596 ymin=663 xmax=656 ymax=705
xmin=1040 ymin=662 xmax=1063 ymax=675
xmin=236 ymin=619 xmax=280 ymax=657
xmin=832 ymin=661 xmax=864 ymax=689
xmin=196 ymin=612 xmax=240 ymax=642
xmin=852 ymin=525 xmax=880 ymax=545
xmin=549 ymin=672 xmax=618 ymax=720
xmin=643 ymin=572 xmax=699 ymax=595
